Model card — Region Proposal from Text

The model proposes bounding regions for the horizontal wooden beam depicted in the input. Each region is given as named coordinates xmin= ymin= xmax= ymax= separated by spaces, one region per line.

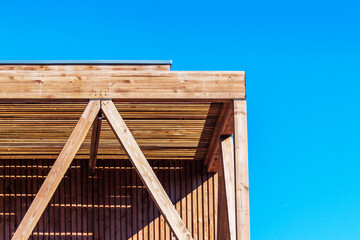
xmin=0 ymin=70 xmax=245 ymax=99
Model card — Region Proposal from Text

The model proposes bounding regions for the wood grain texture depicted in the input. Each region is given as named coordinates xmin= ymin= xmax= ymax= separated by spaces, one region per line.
xmin=220 ymin=136 xmax=236 ymax=240
xmin=0 ymin=102 xmax=210 ymax=161
xmin=89 ymin=112 xmax=103 ymax=173
xmin=207 ymin=103 xmax=234 ymax=172
xmin=101 ymin=100 xmax=193 ymax=240
xmin=233 ymin=100 xmax=250 ymax=240
xmin=0 ymin=160 xmax=216 ymax=240
xmin=11 ymin=100 xmax=100 ymax=240
xmin=0 ymin=70 xmax=245 ymax=99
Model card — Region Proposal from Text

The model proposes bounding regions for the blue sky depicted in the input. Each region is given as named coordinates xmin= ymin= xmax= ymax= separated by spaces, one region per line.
xmin=1 ymin=0 xmax=360 ymax=239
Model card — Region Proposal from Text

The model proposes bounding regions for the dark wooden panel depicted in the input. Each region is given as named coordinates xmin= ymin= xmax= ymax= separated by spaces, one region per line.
xmin=0 ymin=160 xmax=218 ymax=240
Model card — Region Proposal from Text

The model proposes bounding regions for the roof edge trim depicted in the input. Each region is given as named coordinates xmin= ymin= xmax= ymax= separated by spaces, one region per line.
xmin=0 ymin=60 xmax=172 ymax=65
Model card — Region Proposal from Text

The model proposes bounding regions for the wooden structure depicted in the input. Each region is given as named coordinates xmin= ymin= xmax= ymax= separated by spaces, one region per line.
xmin=0 ymin=61 xmax=249 ymax=240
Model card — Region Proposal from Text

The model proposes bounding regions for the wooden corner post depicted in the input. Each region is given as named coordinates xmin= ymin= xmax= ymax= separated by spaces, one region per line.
xmin=11 ymin=100 xmax=101 ymax=240
xmin=234 ymin=100 xmax=250 ymax=240
xmin=101 ymin=100 xmax=193 ymax=240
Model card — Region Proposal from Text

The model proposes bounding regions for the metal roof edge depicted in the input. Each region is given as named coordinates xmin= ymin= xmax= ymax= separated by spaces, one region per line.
xmin=0 ymin=60 xmax=172 ymax=65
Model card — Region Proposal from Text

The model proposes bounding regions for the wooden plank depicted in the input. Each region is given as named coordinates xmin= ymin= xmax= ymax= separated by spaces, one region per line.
xmin=208 ymin=174 xmax=215 ymax=240
xmin=167 ymin=161 xmax=173 ymax=240
xmin=114 ymin=160 xmax=121 ymax=240
xmin=207 ymin=103 xmax=234 ymax=172
xmin=191 ymin=162 xmax=198 ymax=239
xmin=98 ymin=161 xmax=104 ymax=239
xmin=101 ymin=100 xmax=193 ymax=240
xmin=197 ymin=164 xmax=203 ymax=240
xmin=0 ymin=159 xmax=4 ymax=239
xmin=0 ymin=159 xmax=221 ymax=239
xmin=0 ymin=71 xmax=245 ymax=99
xmin=214 ymin=172 xmax=218 ymax=239
xmin=217 ymin=154 xmax=229 ymax=240
xmin=11 ymin=100 xmax=100 ymax=240
xmin=233 ymin=100 xmax=250 ymax=240
xmin=109 ymin=160 xmax=115 ymax=240
xmin=220 ymin=136 xmax=237 ymax=240
xmin=89 ymin=112 xmax=102 ymax=174
xmin=0 ymin=102 xmax=211 ymax=162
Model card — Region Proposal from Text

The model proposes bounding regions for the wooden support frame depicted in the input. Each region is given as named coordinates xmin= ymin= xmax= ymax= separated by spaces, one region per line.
xmin=1 ymin=62 xmax=249 ymax=239
xmin=234 ymin=100 xmax=250 ymax=240
xmin=217 ymin=100 xmax=250 ymax=240
xmin=101 ymin=100 xmax=193 ymax=240
xmin=89 ymin=111 xmax=103 ymax=173
xmin=11 ymin=100 xmax=101 ymax=240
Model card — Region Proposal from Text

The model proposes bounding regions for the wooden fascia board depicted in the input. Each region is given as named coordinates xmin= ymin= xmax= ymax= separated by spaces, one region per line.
xmin=0 ymin=70 xmax=245 ymax=99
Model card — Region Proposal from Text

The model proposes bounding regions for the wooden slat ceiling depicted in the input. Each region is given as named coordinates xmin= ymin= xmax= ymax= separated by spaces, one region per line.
xmin=0 ymin=102 xmax=221 ymax=161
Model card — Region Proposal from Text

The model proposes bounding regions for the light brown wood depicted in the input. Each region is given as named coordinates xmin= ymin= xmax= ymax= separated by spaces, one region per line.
xmin=234 ymin=100 xmax=250 ymax=240
xmin=11 ymin=100 xmax=100 ymax=240
xmin=220 ymin=136 xmax=237 ymax=240
xmin=101 ymin=100 xmax=193 ymax=240
xmin=207 ymin=103 xmax=234 ymax=172
xmin=0 ymin=102 xmax=210 ymax=161
xmin=89 ymin=111 xmax=102 ymax=173
xmin=217 ymin=154 xmax=229 ymax=240
xmin=0 ymin=70 xmax=245 ymax=99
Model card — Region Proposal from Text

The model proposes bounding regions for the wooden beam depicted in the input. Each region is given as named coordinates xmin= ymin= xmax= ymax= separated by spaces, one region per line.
xmin=234 ymin=100 xmax=250 ymax=240
xmin=207 ymin=103 xmax=234 ymax=172
xmin=11 ymin=100 xmax=100 ymax=240
xmin=89 ymin=111 xmax=102 ymax=173
xmin=204 ymin=103 xmax=229 ymax=166
xmin=101 ymin=100 xmax=193 ymax=240
xmin=218 ymin=135 xmax=237 ymax=240
xmin=0 ymin=70 xmax=245 ymax=99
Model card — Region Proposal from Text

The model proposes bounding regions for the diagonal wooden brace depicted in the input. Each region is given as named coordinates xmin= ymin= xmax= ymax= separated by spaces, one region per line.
xmin=89 ymin=111 xmax=103 ymax=174
xmin=101 ymin=100 xmax=193 ymax=240
xmin=12 ymin=100 xmax=101 ymax=240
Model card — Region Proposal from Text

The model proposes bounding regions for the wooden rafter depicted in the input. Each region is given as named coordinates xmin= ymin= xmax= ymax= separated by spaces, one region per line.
xmin=89 ymin=111 xmax=102 ymax=173
xmin=11 ymin=100 xmax=100 ymax=240
xmin=101 ymin=100 xmax=193 ymax=240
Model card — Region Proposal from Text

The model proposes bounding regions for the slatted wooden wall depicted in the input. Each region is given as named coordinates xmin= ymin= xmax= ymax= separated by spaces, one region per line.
xmin=0 ymin=159 xmax=218 ymax=240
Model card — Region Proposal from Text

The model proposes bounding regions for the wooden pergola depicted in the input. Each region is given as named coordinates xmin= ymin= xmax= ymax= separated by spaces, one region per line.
xmin=0 ymin=61 xmax=249 ymax=240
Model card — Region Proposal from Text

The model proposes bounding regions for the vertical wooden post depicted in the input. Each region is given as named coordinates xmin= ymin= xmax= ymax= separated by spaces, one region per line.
xmin=11 ymin=100 xmax=100 ymax=240
xmin=234 ymin=100 xmax=250 ymax=240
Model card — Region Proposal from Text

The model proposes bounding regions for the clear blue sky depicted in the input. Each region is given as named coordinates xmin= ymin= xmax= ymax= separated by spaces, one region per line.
xmin=1 ymin=0 xmax=359 ymax=239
